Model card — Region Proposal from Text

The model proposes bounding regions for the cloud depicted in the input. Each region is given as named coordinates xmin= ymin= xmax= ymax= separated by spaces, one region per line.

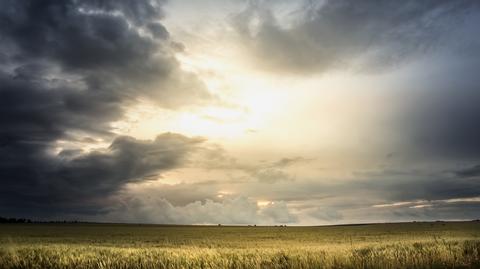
xmin=403 ymin=71 xmax=480 ymax=160
xmin=101 ymin=160 xmax=480 ymax=224
xmin=254 ymin=168 xmax=292 ymax=183
xmin=231 ymin=0 xmax=477 ymax=74
xmin=354 ymin=166 xmax=480 ymax=203
xmin=259 ymin=201 xmax=297 ymax=224
xmin=104 ymin=195 xmax=296 ymax=225
xmin=125 ymin=180 xmax=228 ymax=207
xmin=455 ymin=164 xmax=480 ymax=178
xmin=366 ymin=196 xmax=480 ymax=222
xmin=0 ymin=0 xmax=212 ymax=218
xmin=238 ymin=164 xmax=480 ymax=224
xmin=267 ymin=157 xmax=312 ymax=168
xmin=308 ymin=208 xmax=344 ymax=222
xmin=2 ymin=0 xmax=211 ymax=108
xmin=0 ymin=133 xmax=204 ymax=217
xmin=193 ymin=151 xmax=307 ymax=184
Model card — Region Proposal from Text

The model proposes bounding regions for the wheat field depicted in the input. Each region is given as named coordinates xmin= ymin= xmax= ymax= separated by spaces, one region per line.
xmin=1 ymin=221 xmax=479 ymax=269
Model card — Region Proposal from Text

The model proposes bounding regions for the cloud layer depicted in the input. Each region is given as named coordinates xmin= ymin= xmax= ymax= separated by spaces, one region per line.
xmin=0 ymin=0 xmax=211 ymax=217
xmin=232 ymin=0 xmax=477 ymax=74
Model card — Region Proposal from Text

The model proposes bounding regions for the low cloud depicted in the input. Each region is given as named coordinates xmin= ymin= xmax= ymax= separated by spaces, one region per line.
xmin=455 ymin=164 xmax=480 ymax=178
xmin=0 ymin=133 xmax=205 ymax=218
xmin=104 ymin=195 xmax=296 ymax=225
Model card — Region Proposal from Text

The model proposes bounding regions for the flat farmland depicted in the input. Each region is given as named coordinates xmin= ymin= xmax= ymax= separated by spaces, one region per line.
xmin=1 ymin=221 xmax=479 ymax=268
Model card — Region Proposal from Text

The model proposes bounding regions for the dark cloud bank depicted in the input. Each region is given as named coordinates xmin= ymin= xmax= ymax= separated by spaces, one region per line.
xmin=0 ymin=0 xmax=210 ymax=218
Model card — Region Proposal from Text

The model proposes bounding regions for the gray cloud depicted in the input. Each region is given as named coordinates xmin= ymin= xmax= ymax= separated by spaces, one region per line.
xmin=244 ymin=164 xmax=480 ymax=223
xmin=455 ymin=164 xmax=480 ymax=178
xmin=126 ymin=180 xmax=229 ymax=207
xmin=271 ymin=157 xmax=311 ymax=168
xmin=254 ymin=168 xmax=293 ymax=184
xmin=194 ymin=151 xmax=309 ymax=184
xmin=403 ymin=67 xmax=480 ymax=160
xmin=0 ymin=0 xmax=212 ymax=218
xmin=353 ymin=166 xmax=480 ymax=203
xmin=98 ymin=158 xmax=480 ymax=224
xmin=118 ymin=162 xmax=480 ymax=224
xmin=0 ymin=133 xmax=204 ymax=218
xmin=232 ymin=0 xmax=478 ymax=74
xmin=308 ymin=208 xmax=344 ymax=222
xmin=103 ymin=196 xmax=296 ymax=225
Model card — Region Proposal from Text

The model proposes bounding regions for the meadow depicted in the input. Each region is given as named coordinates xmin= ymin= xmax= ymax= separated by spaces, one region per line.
xmin=0 ymin=221 xmax=479 ymax=269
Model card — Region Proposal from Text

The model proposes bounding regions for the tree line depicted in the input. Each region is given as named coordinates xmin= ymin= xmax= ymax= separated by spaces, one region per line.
xmin=0 ymin=217 xmax=82 ymax=224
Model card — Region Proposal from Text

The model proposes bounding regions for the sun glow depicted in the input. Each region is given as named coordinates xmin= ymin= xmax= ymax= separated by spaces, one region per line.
xmin=117 ymin=47 xmax=293 ymax=142
xmin=175 ymin=107 xmax=249 ymax=138
xmin=118 ymin=103 xmax=261 ymax=140
xmin=257 ymin=200 xmax=273 ymax=207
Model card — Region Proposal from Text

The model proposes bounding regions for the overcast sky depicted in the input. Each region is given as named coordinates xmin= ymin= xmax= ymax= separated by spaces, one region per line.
xmin=0 ymin=0 xmax=479 ymax=225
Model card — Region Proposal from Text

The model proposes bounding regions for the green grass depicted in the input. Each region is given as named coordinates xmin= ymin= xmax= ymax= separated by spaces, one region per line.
xmin=1 ymin=221 xmax=479 ymax=268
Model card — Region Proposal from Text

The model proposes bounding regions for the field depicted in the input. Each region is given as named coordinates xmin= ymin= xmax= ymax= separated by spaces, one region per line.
xmin=1 ymin=221 xmax=479 ymax=269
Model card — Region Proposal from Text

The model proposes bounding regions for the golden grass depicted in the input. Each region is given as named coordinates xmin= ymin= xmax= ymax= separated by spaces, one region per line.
xmin=1 ymin=221 xmax=479 ymax=268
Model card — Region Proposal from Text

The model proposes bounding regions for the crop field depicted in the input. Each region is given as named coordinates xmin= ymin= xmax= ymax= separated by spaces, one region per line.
xmin=0 ymin=221 xmax=479 ymax=269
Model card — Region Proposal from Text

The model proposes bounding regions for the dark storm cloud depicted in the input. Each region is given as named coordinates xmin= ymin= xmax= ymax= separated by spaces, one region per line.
xmin=245 ymin=167 xmax=480 ymax=207
xmin=0 ymin=0 xmax=210 ymax=109
xmin=232 ymin=0 xmax=478 ymax=74
xmin=383 ymin=9 xmax=480 ymax=161
xmin=299 ymin=167 xmax=480 ymax=222
xmin=353 ymin=167 xmax=480 ymax=207
xmin=455 ymin=165 xmax=480 ymax=178
xmin=0 ymin=133 xmax=205 ymax=218
xmin=403 ymin=65 xmax=480 ymax=160
xmin=0 ymin=0 xmax=211 ymax=218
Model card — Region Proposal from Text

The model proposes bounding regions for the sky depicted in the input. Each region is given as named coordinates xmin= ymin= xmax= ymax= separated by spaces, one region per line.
xmin=0 ymin=0 xmax=479 ymax=225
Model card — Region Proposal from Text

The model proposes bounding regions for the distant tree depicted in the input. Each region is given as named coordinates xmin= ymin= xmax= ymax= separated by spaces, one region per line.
xmin=0 ymin=217 xmax=33 ymax=223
